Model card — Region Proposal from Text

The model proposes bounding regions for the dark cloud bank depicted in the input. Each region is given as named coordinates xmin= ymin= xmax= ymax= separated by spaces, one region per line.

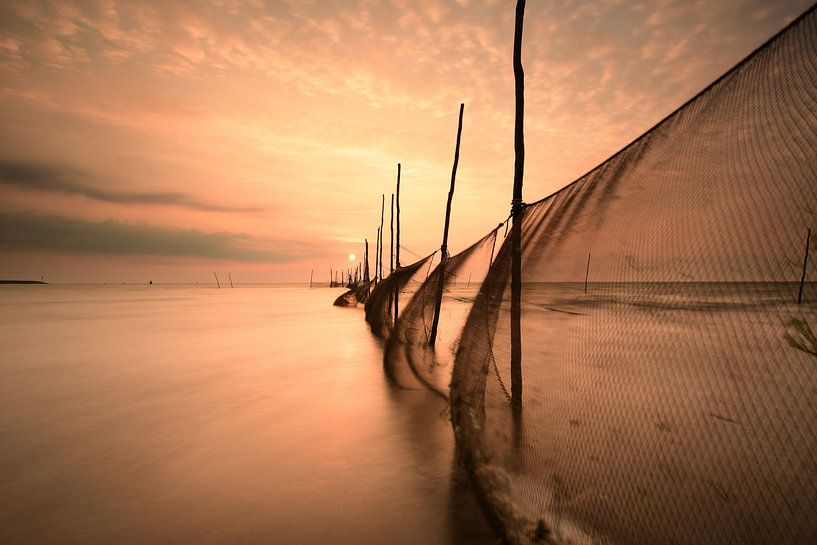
xmin=0 ymin=161 xmax=263 ymax=213
xmin=0 ymin=211 xmax=297 ymax=262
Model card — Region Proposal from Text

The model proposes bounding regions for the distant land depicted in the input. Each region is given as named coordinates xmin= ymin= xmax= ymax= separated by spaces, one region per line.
xmin=0 ymin=280 xmax=47 ymax=284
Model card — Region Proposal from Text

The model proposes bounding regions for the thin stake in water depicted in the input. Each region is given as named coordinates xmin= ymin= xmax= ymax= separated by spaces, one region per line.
xmin=584 ymin=252 xmax=591 ymax=294
xmin=213 ymin=272 xmax=220 ymax=289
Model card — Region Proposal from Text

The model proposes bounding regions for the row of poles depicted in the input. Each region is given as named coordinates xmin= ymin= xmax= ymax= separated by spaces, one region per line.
xmin=318 ymin=0 xmax=528 ymax=413
xmin=319 ymin=0 xmax=812 ymax=422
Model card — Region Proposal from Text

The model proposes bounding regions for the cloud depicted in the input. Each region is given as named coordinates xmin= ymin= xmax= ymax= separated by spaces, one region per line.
xmin=0 ymin=211 xmax=300 ymax=262
xmin=0 ymin=160 xmax=263 ymax=213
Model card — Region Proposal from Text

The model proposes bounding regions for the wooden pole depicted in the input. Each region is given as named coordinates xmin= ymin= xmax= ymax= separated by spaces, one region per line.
xmin=379 ymin=194 xmax=385 ymax=282
xmin=394 ymin=164 xmax=401 ymax=326
xmin=309 ymin=269 xmax=313 ymax=288
xmin=390 ymin=193 xmax=395 ymax=276
xmin=229 ymin=273 xmax=234 ymax=288
xmin=467 ymin=273 xmax=472 ymax=288
xmin=584 ymin=252 xmax=591 ymax=294
xmin=375 ymin=227 xmax=381 ymax=283
xmin=364 ymin=238 xmax=370 ymax=282
xmin=396 ymin=164 xmax=401 ymax=269
xmin=510 ymin=0 xmax=526 ymax=413
xmin=429 ymin=103 xmax=465 ymax=347
xmin=798 ymin=228 xmax=810 ymax=304
xmin=214 ymin=272 xmax=221 ymax=289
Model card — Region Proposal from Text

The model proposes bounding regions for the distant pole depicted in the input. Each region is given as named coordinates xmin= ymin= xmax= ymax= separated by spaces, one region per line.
xmin=229 ymin=273 xmax=234 ymax=288
xmin=467 ymin=272 xmax=472 ymax=288
xmin=394 ymin=164 xmax=401 ymax=325
xmin=379 ymin=194 xmax=385 ymax=281
xmin=390 ymin=193 xmax=395 ymax=276
xmin=375 ymin=227 xmax=381 ymax=283
xmin=214 ymin=272 xmax=221 ymax=289
xmin=309 ymin=269 xmax=314 ymax=288
xmin=584 ymin=252 xmax=591 ymax=294
xmin=364 ymin=238 xmax=370 ymax=282
xmin=429 ymin=103 xmax=465 ymax=347
xmin=396 ymin=164 xmax=401 ymax=270
xmin=510 ymin=0 xmax=526 ymax=413
xmin=798 ymin=228 xmax=811 ymax=304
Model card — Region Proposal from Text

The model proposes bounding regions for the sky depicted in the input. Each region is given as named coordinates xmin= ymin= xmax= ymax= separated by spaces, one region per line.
xmin=0 ymin=0 xmax=813 ymax=283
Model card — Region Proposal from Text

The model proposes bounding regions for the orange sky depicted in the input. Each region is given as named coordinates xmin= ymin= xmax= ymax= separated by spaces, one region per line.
xmin=0 ymin=0 xmax=812 ymax=283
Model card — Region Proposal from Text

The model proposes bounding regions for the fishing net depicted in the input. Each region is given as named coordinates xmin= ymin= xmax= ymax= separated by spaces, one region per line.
xmin=333 ymin=280 xmax=373 ymax=307
xmin=384 ymin=227 xmax=501 ymax=396
xmin=445 ymin=7 xmax=817 ymax=545
xmin=364 ymin=253 xmax=436 ymax=339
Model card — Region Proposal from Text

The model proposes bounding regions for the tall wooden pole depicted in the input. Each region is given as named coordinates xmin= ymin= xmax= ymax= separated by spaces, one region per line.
xmin=798 ymin=228 xmax=811 ymax=304
xmin=364 ymin=238 xmax=370 ymax=282
xmin=429 ymin=103 xmax=465 ymax=347
xmin=379 ymin=194 xmax=385 ymax=282
xmin=584 ymin=252 xmax=591 ymax=294
xmin=309 ymin=269 xmax=313 ymax=288
xmin=396 ymin=164 xmax=401 ymax=269
xmin=214 ymin=272 xmax=221 ymax=289
xmin=375 ymin=227 xmax=381 ymax=283
xmin=390 ymin=193 xmax=395 ymax=276
xmin=394 ymin=164 xmax=401 ymax=325
xmin=510 ymin=0 xmax=526 ymax=413
xmin=229 ymin=273 xmax=234 ymax=288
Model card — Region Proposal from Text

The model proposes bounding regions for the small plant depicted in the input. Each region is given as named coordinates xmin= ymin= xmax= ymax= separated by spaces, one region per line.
xmin=784 ymin=317 xmax=817 ymax=357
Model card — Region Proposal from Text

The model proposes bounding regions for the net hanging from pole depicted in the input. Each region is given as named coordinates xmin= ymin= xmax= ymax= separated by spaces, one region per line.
xmin=383 ymin=227 xmax=501 ymax=397
xmin=446 ymin=7 xmax=817 ymax=545
xmin=364 ymin=253 xmax=436 ymax=339
xmin=333 ymin=280 xmax=373 ymax=307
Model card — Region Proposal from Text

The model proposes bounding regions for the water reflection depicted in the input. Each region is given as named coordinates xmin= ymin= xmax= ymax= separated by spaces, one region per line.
xmin=0 ymin=285 xmax=495 ymax=545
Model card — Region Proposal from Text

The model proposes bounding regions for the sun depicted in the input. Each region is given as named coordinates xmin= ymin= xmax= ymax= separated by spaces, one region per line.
xmin=348 ymin=253 xmax=356 ymax=261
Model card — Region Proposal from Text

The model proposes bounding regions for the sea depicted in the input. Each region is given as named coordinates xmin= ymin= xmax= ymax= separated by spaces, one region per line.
xmin=0 ymin=284 xmax=496 ymax=545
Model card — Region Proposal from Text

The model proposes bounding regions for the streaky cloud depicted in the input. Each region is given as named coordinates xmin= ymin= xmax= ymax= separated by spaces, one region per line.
xmin=0 ymin=161 xmax=263 ymax=213
xmin=0 ymin=211 xmax=298 ymax=262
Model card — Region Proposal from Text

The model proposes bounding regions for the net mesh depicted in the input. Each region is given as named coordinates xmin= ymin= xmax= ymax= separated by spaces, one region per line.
xmin=384 ymin=227 xmax=501 ymax=396
xmin=364 ymin=253 xmax=436 ymax=339
xmin=333 ymin=280 xmax=373 ymax=307
xmin=447 ymin=7 xmax=817 ymax=545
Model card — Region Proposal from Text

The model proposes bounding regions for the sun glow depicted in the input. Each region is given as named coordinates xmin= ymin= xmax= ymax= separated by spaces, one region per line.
xmin=348 ymin=253 xmax=356 ymax=261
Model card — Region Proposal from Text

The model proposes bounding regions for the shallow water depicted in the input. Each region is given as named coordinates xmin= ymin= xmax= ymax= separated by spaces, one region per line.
xmin=0 ymin=284 xmax=495 ymax=545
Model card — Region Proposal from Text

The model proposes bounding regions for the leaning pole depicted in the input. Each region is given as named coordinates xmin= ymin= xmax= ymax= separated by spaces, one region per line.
xmin=429 ymin=103 xmax=465 ymax=347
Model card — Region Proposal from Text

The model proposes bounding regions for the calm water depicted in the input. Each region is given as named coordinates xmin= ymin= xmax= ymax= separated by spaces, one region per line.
xmin=0 ymin=284 xmax=496 ymax=545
